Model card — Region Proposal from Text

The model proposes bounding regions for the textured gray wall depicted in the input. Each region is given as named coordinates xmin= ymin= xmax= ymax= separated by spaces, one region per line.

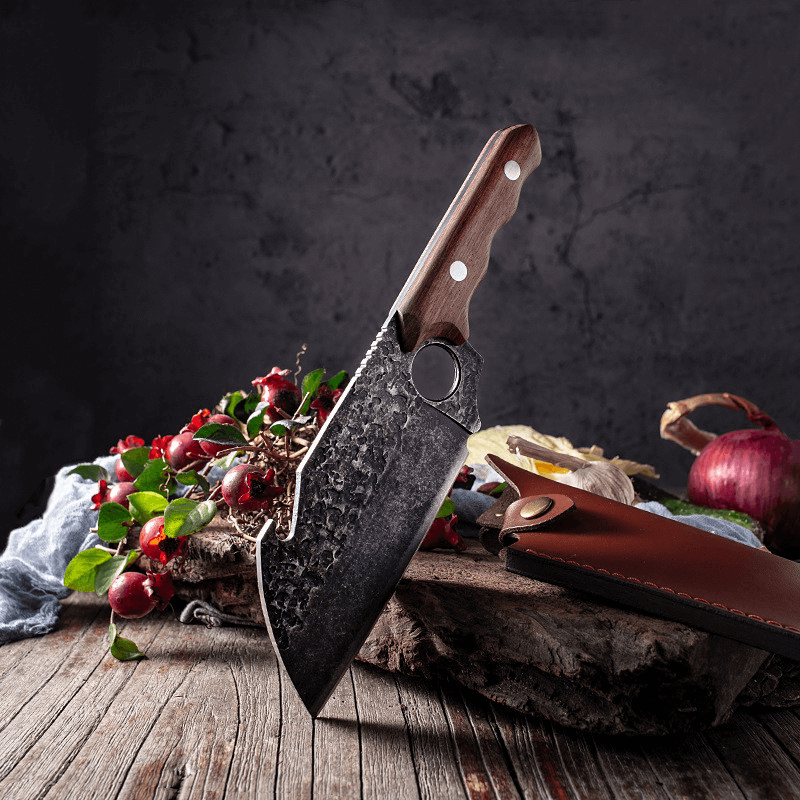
xmin=3 ymin=1 xmax=800 ymax=538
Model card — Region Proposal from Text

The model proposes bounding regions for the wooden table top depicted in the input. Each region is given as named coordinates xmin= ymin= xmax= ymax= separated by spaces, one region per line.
xmin=2 ymin=593 xmax=800 ymax=800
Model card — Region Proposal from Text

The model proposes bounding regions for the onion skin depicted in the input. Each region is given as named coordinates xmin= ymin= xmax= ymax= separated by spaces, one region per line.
xmin=661 ymin=393 xmax=800 ymax=557
xmin=688 ymin=428 xmax=800 ymax=556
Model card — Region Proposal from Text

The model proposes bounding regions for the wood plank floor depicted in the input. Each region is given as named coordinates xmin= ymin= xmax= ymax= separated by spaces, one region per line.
xmin=2 ymin=593 xmax=800 ymax=800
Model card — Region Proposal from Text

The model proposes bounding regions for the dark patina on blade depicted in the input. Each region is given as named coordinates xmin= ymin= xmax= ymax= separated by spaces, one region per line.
xmin=256 ymin=314 xmax=482 ymax=716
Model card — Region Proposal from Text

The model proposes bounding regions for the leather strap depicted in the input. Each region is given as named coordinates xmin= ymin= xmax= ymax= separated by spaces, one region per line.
xmin=486 ymin=455 xmax=800 ymax=660
xmin=503 ymin=493 xmax=575 ymax=535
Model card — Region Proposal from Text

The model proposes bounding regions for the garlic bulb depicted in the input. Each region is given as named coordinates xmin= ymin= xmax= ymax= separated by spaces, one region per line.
xmin=556 ymin=460 xmax=636 ymax=504
xmin=507 ymin=435 xmax=636 ymax=505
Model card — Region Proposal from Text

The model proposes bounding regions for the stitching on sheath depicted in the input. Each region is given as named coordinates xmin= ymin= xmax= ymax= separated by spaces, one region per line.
xmin=524 ymin=547 xmax=794 ymax=633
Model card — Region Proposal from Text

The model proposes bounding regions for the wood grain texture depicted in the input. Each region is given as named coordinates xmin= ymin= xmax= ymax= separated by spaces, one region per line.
xmin=640 ymin=733 xmax=747 ymax=800
xmin=489 ymin=704 xmax=615 ymax=800
xmin=164 ymin=527 xmax=795 ymax=736
xmin=439 ymin=684 xmax=522 ymax=800
xmin=351 ymin=664 xmax=421 ymax=799
xmin=274 ymin=663 xmax=313 ymax=800
xmin=396 ymin=674 xmax=468 ymax=799
xmin=706 ymin=712 xmax=800 ymax=800
xmin=394 ymin=123 xmax=541 ymax=352
xmin=314 ymin=670 xmax=361 ymax=799
xmin=2 ymin=592 xmax=800 ymax=800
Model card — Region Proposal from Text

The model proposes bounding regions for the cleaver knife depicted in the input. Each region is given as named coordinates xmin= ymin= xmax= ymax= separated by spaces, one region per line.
xmin=256 ymin=124 xmax=542 ymax=716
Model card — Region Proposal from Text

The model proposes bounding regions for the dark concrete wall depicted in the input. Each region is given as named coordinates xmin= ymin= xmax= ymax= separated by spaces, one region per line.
xmin=3 ymin=1 xmax=800 ymax=538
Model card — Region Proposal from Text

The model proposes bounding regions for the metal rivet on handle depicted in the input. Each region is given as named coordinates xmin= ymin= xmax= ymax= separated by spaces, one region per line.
xmin=520 ymin=496 xmax=553 ymax=519
xmin=504 ymin=160 xmax=521 ymax=180
xmin=449 ymin=260 xmax=467 ymax=281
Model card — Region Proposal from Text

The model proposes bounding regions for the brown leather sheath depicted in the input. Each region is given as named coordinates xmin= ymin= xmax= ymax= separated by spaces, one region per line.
xmin=486 ymin=455 xmax=800 ymax=660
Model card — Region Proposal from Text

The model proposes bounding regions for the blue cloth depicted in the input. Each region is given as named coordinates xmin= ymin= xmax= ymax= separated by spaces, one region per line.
xmin=637 ymin=501 xmax=763 ymax=549
xmin=451 ymin=488 xmax=496 ymax=536
xmin=0 ymin=456 xmax=112 ymax=644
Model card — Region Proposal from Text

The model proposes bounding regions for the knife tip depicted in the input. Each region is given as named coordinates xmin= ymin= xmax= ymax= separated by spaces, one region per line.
xmin=300 ymin=688 xmax=330 ymax=719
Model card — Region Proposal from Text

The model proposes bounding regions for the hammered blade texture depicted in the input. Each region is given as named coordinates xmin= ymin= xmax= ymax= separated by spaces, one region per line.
xmin=258 ymin=314 xmax=482 ymax=713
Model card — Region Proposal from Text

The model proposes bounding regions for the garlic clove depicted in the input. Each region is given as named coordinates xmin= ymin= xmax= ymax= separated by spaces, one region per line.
xmin=556 ymin=461 xmax=636 ymax=505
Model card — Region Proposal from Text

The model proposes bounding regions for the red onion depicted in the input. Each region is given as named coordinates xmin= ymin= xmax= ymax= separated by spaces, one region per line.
xmin=661 ymin=393 xmax=800 ymax=556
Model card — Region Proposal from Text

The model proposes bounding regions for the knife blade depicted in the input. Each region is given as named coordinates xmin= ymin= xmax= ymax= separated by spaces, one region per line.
xmin=256 ymin=124 xmax=542 ymax=717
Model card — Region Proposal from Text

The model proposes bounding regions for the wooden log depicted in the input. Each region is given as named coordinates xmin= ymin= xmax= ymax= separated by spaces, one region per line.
xmin=360 ymin=543 xmax=769 ymax=735
xmin=146 ymin=522 xmax=796 ymax=735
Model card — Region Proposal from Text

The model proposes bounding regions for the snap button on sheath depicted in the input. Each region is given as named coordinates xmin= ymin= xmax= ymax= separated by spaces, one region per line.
xmin=520 ymin=496 xmax=553 ymax=519
xmin=502 ymin=493 xmax=576 ymax=538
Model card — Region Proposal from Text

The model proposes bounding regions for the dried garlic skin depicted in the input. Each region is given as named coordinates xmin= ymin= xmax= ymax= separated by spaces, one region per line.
xmin=468 ymin=425 xmax=659 ymax=479
xmin=556 ymin=461 xmax=636 ymax=505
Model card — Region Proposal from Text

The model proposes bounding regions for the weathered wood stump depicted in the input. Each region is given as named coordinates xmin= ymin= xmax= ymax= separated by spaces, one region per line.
xmin=141 ymin=522 xmax=800 ymax=735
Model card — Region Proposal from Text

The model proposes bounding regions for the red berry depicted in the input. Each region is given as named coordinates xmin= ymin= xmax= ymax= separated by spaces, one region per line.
xmin=420 ymin=514 xmax=466 ymax=552
xmin=166 ymin=431 xmax=207 ymax=470
xmin=182 ymin=409 xmax=211 ymax=434
xmin=109 ymin=436 xmax=145 ymax=455
xmin=147 ymin=571 xmax=174 ymax=609
xmin=199 ymin=413 xmax=240 ymax=456
xmin=139 ymin=515 xmax=188 ymax=566
xmin=108 ymin=572 xmax=157 ymax=619
xmin=310 ymin=385 xmax=343 ymax=425
xmin=453 ymin=465 xmax=475 ymax=491
xmin=221 ymin=464 xmax=284 ymax=511
xmin=108 ymin=482 xmax=137 ymax=508
xmin=149 ymin=434 xmax=175 ymax=460
xmin=115 ymin=458 xmax=135 ymax=482
xmin=252 ymin=368 xmax=301 ymax=421
xmin=91 ymin=479 xmax=109 ymax=510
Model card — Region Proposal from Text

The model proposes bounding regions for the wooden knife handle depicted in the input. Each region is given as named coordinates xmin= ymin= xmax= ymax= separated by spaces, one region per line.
xmin=394 ymin=124 xmax=542 ymax=352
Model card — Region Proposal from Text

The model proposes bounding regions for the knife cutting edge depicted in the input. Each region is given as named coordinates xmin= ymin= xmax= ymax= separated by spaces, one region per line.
xmin=256 ymin=124 xmax=542 ymax=716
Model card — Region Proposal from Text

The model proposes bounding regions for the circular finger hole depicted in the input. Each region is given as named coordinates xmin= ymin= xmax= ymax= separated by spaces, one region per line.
xmin=411 ymin=343 xmax=460 ymax=402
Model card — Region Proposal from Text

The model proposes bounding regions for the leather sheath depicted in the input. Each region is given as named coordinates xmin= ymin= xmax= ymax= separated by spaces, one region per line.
xmin=486 ymin=455 xmax=800 ymax=660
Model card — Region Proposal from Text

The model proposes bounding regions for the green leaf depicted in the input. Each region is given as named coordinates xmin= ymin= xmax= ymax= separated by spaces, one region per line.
xmin=220 ymin=390 xmax=245 ymax=418
xmin=64 ymin=548 xmax=113 ymax=592
xmin=213 ymin=451 xmax=241 ymax=470
xmin=299 ymin=368 xmax=325 ymax=414
xmin=325 ymin=370 xmax=349 ymax=391
xmin=436 ymin=497 xmax=456 ymax=518
xmin=163 ymin=497 xmax=217 ymax=539
xmin=269 ymin=415 xmax=312 ymax=437
xmin=134 ymin=458 xmax=171 ymax=496
xmin=193 ymin=422 xmax=248 ymax=447
xmin=67 ymin=464 xmax=111 ymax=483
xmin=242 ymin=391 xmax=263 ymax=416
xmin=109 ymin=623 xmax=147 ymax=662
xmin=94 ymin=552 xmax=137 ymax=597
xmin=97 ymin=502 xmax=134 ymax=543
xmin=128 ymin=491 xmax=169 ymax=525
xmin=246 ymin=402 xmax=270 ymax=438
xmin=229 ymin=390 xmax=260 ymax=423
xmin=176 ymin=470 xmax=209 ymax=496
xmin=661 ymin=498 xmax=757 ymax=530
xmin=120 ymin=447 xmax=152 ymax=479
xmin=301 ymin=368 xmax=325 ymax=397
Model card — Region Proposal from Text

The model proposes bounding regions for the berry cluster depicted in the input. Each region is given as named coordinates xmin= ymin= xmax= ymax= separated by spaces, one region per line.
xmin=64 ymin=362 xmax=347 ymax=660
